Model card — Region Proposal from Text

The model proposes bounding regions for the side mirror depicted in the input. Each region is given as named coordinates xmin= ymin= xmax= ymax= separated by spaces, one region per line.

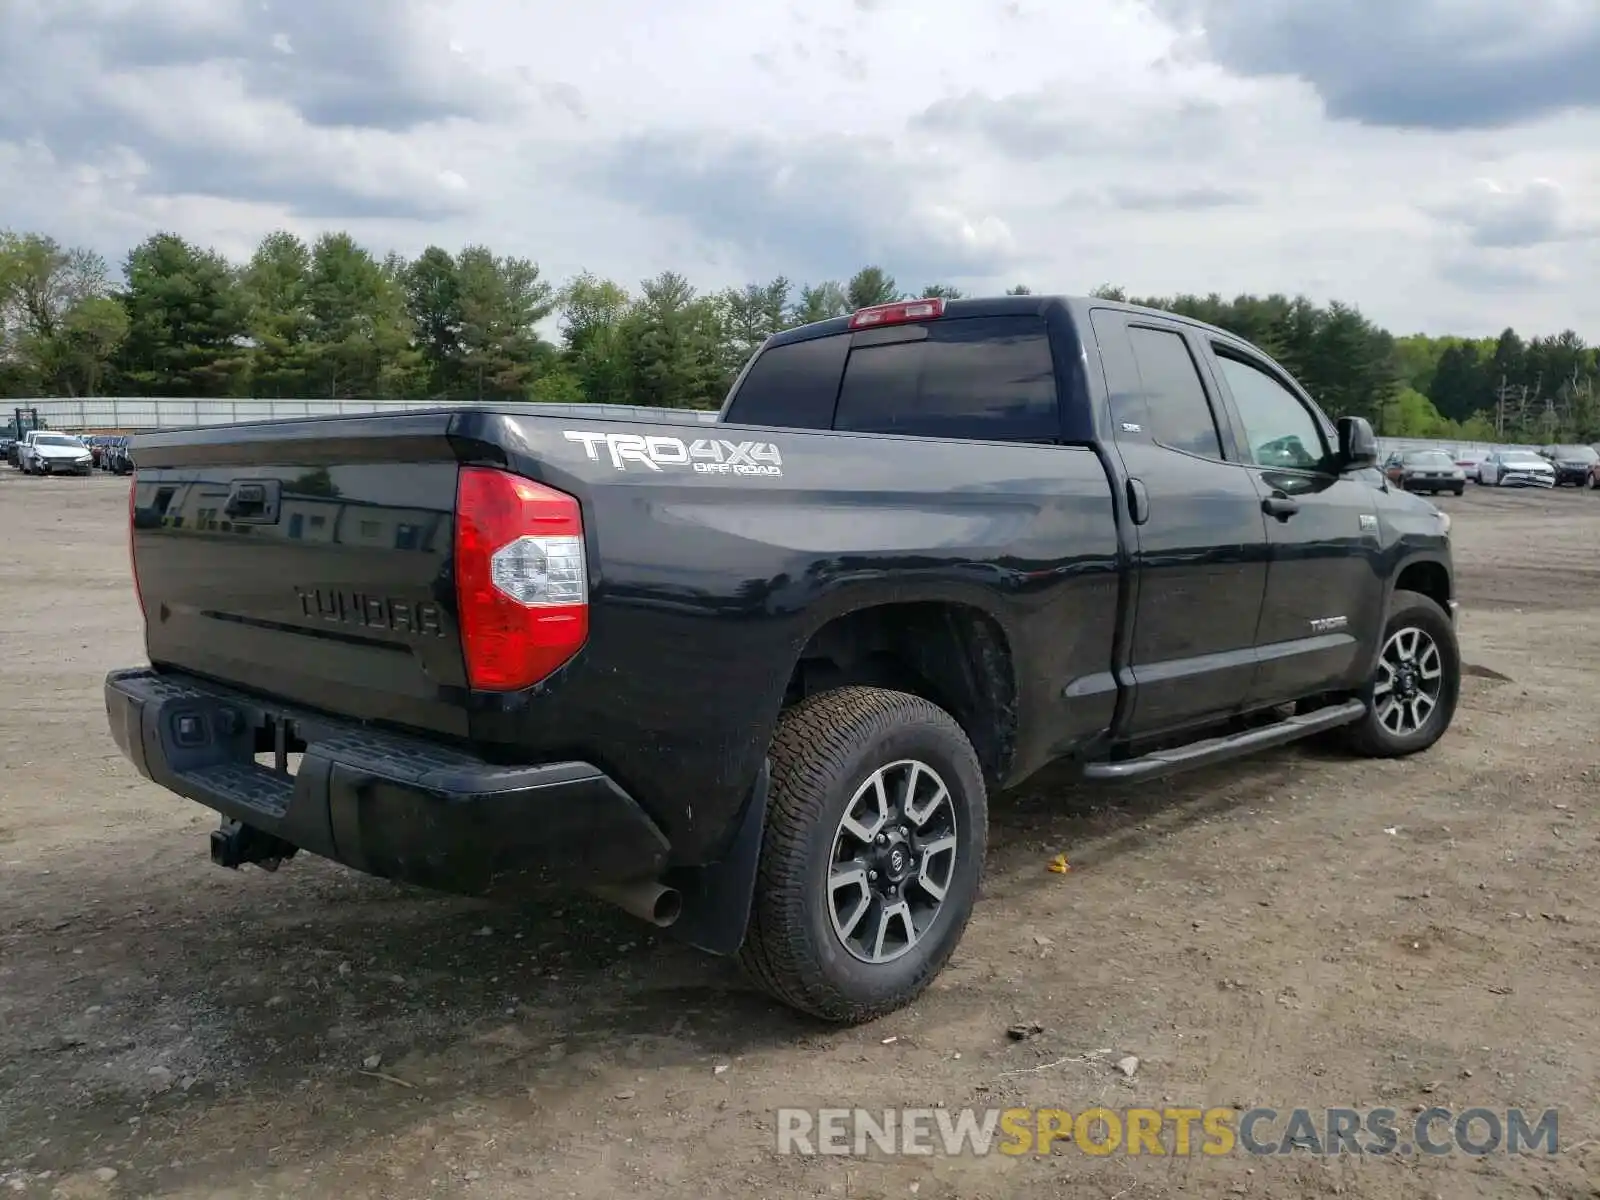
xmin=1336 ymin=416 xmax=1378 ymax=470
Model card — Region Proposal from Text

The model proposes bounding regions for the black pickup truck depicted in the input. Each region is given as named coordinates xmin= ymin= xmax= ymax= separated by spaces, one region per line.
xmin=106 ymin=295 xmax=1460 ymax=1023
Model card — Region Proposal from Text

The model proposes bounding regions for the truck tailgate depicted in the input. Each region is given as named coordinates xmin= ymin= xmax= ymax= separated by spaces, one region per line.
xmin=130 ymin=413 xmax=471 ymax=738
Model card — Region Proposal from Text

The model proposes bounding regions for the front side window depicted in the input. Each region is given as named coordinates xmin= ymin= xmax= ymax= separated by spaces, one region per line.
xmin=1213 ymin=351 xmax=1329 ymax=471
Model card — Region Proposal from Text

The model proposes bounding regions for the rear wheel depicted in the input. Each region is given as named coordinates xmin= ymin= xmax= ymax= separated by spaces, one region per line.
xmin=739 ymin=686 xmax=988 ymax=1023
xmin=1342 ymin=589 xmax=1459 ymax=758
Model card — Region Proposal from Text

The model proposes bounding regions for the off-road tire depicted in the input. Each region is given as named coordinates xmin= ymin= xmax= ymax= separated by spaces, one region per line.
xmin=738 ymin=686 xmax=988 ymax=1023
xmin=1342 ymin=589 xmax=1460 ymax=758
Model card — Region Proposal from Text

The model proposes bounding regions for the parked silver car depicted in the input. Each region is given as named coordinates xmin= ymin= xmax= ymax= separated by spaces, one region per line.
xmin=1384 ymin=449 xmax=1466 ymax=495
xmin=1477 ymin=449 xmax=1556 ymax=488
xmin=20 ymin=431 xmax=93 ymax=476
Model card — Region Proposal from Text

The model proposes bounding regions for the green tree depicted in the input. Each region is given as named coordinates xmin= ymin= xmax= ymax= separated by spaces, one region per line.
xmin=846 ymin=266 xmax=899 ymax=309
xmin=791 ymin=281 xmax=849 ymax=325
xmin=1429 ymin=342 xmax=1491 ymax=424
xmin=529 ymin=365 xmax=586 ymax=405
xmin=53 ymin=296 xmax=129 ymax=397
xmin=241 ymin=232 xmax=315 ymax=397
xmin=626 ymin=271 xmax=728 ymax=409
xmin=919 ymin=283 xmax=963 ymax=299
xmin=116 ymin=233 xmax=249 ymax=396
xmin=1393 ymin=333 xmax=1447 ymax=395
xmin=305 ymin=232 xmax=420 ymax=398
xmin=0 ymin=232 xmax=125 ymax=395
xmin=403 ymin=246 xmax=463 ymax=397
xmin=1486 ymin=328 xmax=1525 ymax=396
xmin=720 ymin=277 xmax=793 ymax=367
xmin=454 ymin=245 xmax=557 ymax=399
xmin=557 ymin=272 xmax=635 ymax=405
xmin=1381 ymin=387 xmax=1454 ymax=437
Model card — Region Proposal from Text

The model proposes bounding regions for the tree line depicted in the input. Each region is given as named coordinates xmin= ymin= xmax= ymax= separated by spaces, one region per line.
xmin=2 ymin=228 xmax=1596 ymax=444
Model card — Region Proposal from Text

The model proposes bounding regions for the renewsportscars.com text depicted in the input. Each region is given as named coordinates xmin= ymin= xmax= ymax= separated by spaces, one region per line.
xmin=775 ymin=1106 xmax=1561 ymax=1158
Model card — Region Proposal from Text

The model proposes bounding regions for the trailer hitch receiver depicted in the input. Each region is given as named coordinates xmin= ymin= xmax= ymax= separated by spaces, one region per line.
xmin=210 ymin=818 xmax=299 ymax=871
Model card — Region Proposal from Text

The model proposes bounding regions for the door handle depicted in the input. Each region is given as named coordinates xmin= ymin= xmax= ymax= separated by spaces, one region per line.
xmin=1126 ymin=477 xmax=1150 ymax=525
xmin=1261 ymin=492 xmax=1299 ymax=521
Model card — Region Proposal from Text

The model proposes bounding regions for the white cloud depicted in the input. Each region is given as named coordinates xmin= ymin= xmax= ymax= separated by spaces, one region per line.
xmin=0 ymin=0 xmax=1598 ymax=338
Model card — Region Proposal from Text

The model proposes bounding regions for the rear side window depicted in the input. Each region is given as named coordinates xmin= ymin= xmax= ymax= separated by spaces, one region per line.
xmin=723 ymin=335 xmax=849 ymax=429
xmin=833 ymin=316 xmax=1059 ymax=442
xmin=1126 ymin=326 xmax=1223 ymax=459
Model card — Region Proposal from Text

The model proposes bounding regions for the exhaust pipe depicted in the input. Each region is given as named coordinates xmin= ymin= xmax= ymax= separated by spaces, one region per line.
xmin=588 ymin=880 xmax=683 ymax=928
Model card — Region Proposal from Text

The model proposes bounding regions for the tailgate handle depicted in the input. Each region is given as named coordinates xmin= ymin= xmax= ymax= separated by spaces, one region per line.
xmin=224 ymin=479 xmax=281 ymax=524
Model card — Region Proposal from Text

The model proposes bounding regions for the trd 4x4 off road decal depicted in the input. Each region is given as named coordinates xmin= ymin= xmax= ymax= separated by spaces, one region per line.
xmin=563 ymin=430 xmax=783 ymax=477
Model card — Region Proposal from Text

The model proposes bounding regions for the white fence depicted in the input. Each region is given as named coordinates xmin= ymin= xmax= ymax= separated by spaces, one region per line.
xmin=8 ymin=397 xmax=720 ymax=432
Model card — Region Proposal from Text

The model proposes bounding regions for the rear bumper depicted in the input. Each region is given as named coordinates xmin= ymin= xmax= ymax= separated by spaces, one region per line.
xmin=104 ymin=667 xmax=671 ymax=898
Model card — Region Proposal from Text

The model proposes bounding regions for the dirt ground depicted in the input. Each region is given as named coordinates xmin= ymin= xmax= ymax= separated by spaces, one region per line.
xmin=3 ymin=471 xmax=1599 ymax=1200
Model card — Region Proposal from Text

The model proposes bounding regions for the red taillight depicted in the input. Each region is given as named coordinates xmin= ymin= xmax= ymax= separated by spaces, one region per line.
xmin=454 ymin=466 xmax=588 ymax=691
xmin=128 ymin=476 xmax=145 ymax=619
xmin=848 ymin=297 xmax=946 ymax=329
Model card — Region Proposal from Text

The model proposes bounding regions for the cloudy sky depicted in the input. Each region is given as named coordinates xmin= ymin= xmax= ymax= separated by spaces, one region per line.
xmin=1 ymin=0 xmax=1597 ymax=338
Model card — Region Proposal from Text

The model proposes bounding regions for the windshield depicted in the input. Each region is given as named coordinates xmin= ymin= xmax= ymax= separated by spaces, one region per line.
xmin=36 ymin=434 xmax=84 ymax=448
xmin=1553 ymin=446 xmax=1598 ymax=461
xmin=1502 ymin=451 xmax=1546 ymax=464
xmin=1404 ymin=451 xmax=1454 ymax=466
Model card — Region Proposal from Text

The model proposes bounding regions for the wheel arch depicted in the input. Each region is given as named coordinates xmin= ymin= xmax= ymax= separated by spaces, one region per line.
xmin=779 ymin=591 xmax=1021 ymax=788
xmin=1389 ymin=554 xmax=1453 ymax=618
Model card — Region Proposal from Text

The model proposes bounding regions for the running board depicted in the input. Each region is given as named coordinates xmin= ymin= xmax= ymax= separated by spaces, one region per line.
xmin=1082 ymin=699 xmax=1368 ymax=782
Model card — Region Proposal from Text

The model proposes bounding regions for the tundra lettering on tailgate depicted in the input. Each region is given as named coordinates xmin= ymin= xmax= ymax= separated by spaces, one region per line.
xmin=564 ymin=430 xmax=783 ymax=477
xmin=295 ymin=587 xmax=446 ymax=637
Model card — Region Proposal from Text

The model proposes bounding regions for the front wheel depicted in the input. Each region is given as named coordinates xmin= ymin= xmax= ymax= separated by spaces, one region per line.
xmin=1342 ymin=590 xmax=1460 ymax=758
xmin=739 ymin=686 xmax=988 ymax=1023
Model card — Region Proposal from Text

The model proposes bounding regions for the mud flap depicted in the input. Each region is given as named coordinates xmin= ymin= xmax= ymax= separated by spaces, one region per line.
xmin=663 ymin=761 xmax=769 ymax=957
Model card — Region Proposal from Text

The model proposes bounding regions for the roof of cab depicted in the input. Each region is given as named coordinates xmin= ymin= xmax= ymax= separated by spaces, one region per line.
xmin=762 ymin=294 xmax=1245 ymax=350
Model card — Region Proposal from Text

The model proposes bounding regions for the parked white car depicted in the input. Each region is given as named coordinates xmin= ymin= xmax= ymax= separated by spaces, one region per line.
xmin=20 ymin=431 xmax=93 ymax=476
xmin=1477 ymin=449 xmax=1556 ymax=488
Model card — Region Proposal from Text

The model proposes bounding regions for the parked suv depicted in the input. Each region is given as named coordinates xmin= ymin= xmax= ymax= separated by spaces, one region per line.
xmin=1538 ymin=445 xmax=1600 ymax=488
